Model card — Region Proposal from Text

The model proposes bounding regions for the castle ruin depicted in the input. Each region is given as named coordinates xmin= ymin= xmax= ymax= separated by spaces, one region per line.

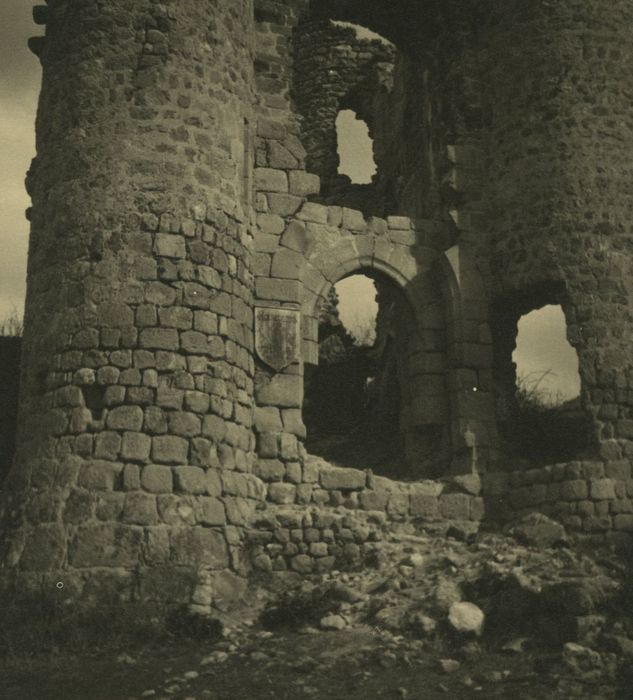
xmin=2 ymin=0 xmax=633 ymax=611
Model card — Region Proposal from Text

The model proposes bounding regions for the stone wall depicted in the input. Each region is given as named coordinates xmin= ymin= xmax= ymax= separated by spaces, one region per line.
xmin=1 ymin=0 xmax=261 ymax=606
xmin=0 ymin=338 xmax=21 ymax=486
xmin=486 ymin=460 xmax=633 ymax=538
xmin=4 ymin=0 xmax=633 ymax=612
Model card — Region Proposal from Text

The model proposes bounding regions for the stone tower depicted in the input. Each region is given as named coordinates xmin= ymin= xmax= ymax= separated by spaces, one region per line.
xmin=3 ymin=0 xmax=633 ymax=608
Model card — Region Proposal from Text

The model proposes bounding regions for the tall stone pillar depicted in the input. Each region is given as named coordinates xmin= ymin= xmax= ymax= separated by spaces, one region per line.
xmin=484 ymin=0 xmax=633 ymax=458
xmin=0 ymin=0 xmax=260 ymax=607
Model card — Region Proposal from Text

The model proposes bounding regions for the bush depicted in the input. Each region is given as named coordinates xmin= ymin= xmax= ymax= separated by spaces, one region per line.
xmin=501 ymin=371 xmax=590 ymax=466
xmin=0 ymin=308 xmax=23 ymax=337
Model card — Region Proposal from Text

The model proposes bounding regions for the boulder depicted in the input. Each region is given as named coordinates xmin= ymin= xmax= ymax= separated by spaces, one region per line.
xmin=449 ymin=601 xmax=485 ymax=636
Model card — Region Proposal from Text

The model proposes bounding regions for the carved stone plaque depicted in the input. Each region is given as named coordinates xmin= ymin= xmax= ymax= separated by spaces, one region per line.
xmin=255 ymin=306 xmax=301 ymax=372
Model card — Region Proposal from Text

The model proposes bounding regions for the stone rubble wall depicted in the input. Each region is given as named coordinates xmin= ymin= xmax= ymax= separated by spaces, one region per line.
xmin=246 ymin=458 xmax=483 ymax=575
xmin=486 ymin=460 xmax=633 ymax=536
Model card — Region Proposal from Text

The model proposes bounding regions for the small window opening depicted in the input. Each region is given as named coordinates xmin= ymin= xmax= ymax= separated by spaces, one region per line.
xmin=330 ymin=21 xmax=393 ymax=45
xmin=336 ymin=110 xmax=377 ymax=185
xmin=504 ymin=304 xmax=588 ymax=464
xmin=513 ymin=305 xmax=580 ymax=402
xmin=304 ymin=273 xmax=405 ymax=473
xmin=82 ymin=385 xmax=107 ymax=421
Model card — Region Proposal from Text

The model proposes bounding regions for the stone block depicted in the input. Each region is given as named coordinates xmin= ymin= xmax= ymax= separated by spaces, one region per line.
xmin=280 ymin=433 xmax=298 ymax=460
xmin=257 ymin=432 xmax=279 ymax=459
xmin=154 ymin=234 xmax=186 ymax=259
xmin=359 ymin=490 xmax=389 ymax=511
xmin=20 ymin=524 xmax=66 ymax=570
xmin=268 ymin=141 xmax=298 ymax=169
xmin=439 ymin=493 xmax=471 ymax=520
xmin=281 ymin=408 xmax=307 ymax=439
xmin=141 ymin=465 xmax=173 ymax=493
xmin=123 ymin=464 xmax=141 ymax=491
xmin=254 ymin=406 xmax=283 ymax=433
xmin=280 ymin=221 xmax=308 ymax=253
xmin=199 ymin=497 xmax=226 ymax=526
xmin=139 ymin=328 xmax=179 ymax=351
xmin=254 ymin=459 xmax=284 ymax=482
xmin=606 ymin=461 xmax=632 ymax=480
xmin=106 ymin=405 xmax=144 ymax=431
xmin=225 ymin=497 xmax=256 ymax=525
xmin=171 ymin=528 xmax=228 ymax=568
xmin=614 ymin=514 xmax=633 ymax=531
xmin=69 ymin=524 xmax=143 ymax=567
xmin=206 ymin=468 xmax=223 ymax=497
xmin=303 ymin=460 xmax=319 ymax=483
xmin=589 ymin=479 xmax=616 ymax=500
xmin=258 ymin=212 xmax=285 ymax=235
xmin=151 ymin=435 xmax=189 ymax=464
xmin=256 ymin=374 xmax=303 ymax=408
xmin=560 ymin=479 xmax=589 ymax=501
xmin=341 ymin=207 xmax=366 ymax=231
xmin=410 ymin=494 xmax=440 ymax=520
xmin=78 ymin=461 xmax=122 ymax=490
xmin=174 ymin=466 xmax=207 ymax=494
xmin=268 ymin=193 xmax=303 ymax=216
xmin=255 ymin=277 xmax=301 ymax=303
xmin=286 ymin=462 xmax=302 ymax=484
xmin=268 ymin=482 xmax=297 ymax=504
xmin=297 ymin=202 xmax=329 ymax=224
xmin=320 ymin=467 xmax=366 ymax=490
xmin=122 ymin=492 xmax=158 ymax=525
xmin=387 ymin=215 xmax=412 ymax=230
xmin=254 ymin=168 xmax=288 ymax=193
xmin=202 ymin=414 xmax=227 ymax=442
xmin=288 ymin=171 xmax=320 ymax=196
xmin=271 ymin=248 xmax=304 ymax=280
xmin=168 ymin=411 xmax=201 ymax=437
xmin=387 ymin=493 xmax=410 ymax=517
xmin=94 ymin=432 xmax=122 ymax=461
xmin=120 ymin=432 xmax=152 ymax=462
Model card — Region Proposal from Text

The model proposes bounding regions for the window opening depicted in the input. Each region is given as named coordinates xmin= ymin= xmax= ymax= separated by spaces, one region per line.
xmin=504 ymin=304 xmax=587 ymax=464
xmin=336 ymin=110 xmax=376 ymax=185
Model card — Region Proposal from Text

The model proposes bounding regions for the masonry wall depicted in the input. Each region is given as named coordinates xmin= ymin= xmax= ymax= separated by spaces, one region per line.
xmin=0 ymin=338 xmax=21 ymax=486
xmin=479 ymin=1 xmax=633 ymax=462
xmin=0 ymin=0 xmax=261 ymax=608
xmin=4 ymin=0 xmax=633 ymax=611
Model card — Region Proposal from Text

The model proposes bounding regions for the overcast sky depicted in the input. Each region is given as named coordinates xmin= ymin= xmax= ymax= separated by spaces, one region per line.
xmin=0 ymin=8 xmax=578 ymax=399
xmin=0 ymin=0 xmax=41 ymax=322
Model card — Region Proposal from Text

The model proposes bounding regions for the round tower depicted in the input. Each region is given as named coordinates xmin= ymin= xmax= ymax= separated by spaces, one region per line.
xmin=0 ymin=0 xmax=260 ymax=607
xmin=482 ymin=0 xmax=633 ymax=459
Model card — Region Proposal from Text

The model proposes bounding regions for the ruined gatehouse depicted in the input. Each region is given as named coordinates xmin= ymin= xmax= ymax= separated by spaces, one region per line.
xmin=2 ymin=0 xmax=633 ymax=611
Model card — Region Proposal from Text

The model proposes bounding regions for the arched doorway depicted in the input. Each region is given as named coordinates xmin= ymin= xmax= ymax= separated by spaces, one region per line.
xmin=303 ymin=266 xmax=447 ymax=479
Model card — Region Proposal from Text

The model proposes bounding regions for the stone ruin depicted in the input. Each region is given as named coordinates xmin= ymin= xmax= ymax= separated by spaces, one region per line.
xmin=2 ymin=0 xmax=633 ymax=612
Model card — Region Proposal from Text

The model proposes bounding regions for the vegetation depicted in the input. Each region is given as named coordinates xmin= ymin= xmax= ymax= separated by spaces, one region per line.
xmin=0 ymin=593 xmax=221 ymax=659
xmin=0 ymin=307 xmax=23 ymax=337
xmin=502 ymin=371 xmax=590 ymax=466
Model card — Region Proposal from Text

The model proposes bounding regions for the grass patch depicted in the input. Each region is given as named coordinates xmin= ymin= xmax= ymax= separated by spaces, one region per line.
xmin=0 ymin=594 xmax=222 ymax=659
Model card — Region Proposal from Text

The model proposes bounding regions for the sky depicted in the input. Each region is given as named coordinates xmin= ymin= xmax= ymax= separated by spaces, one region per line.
xmin=0 ymin=0 xmax=41 ymax=322
xmin=0 ymin=8 xmax=578 ymax=399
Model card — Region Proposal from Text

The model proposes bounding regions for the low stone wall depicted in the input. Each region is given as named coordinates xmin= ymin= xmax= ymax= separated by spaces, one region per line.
xmin=248 ymin=455 xmax=484 ymax=573
xmin=485 ymin=461 xmax=633 ymax=535
xmin=0 ymin=337 xmax=21 ymax=485
xmin=256 ymin=455 xmax=483 ymax=516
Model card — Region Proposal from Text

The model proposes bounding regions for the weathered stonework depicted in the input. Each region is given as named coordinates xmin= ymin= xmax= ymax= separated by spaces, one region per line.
xmin=2 ymin=0 xmax=633 ymax=610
